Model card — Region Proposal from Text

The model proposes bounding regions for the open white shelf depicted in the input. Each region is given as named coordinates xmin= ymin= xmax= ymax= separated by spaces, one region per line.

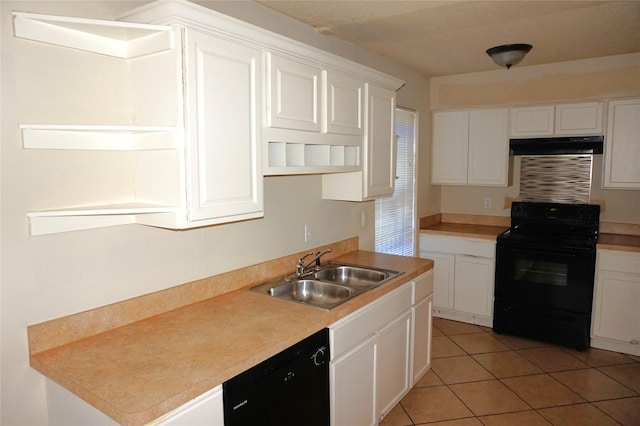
xmin=27 ymin=203 xmax=179 ymax=235
xmin=13 ymin=11 xmax=174 ymax=58
xmin=20 ymin=125 xmax=179 ymax=151
xmin=267 ymin=142 xmax=360 ymax=171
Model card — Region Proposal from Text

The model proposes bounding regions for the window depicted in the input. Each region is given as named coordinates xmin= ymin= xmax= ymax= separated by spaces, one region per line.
xmin=375 ymin=107 xmax=417 ymax=256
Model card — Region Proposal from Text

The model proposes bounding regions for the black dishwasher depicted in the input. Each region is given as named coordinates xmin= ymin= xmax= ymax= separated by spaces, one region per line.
xmin=223 ymin=328 xmax=329 ymax=426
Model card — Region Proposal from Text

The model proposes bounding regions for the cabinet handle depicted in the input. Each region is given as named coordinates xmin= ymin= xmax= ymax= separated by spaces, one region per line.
xmin=631 ymin=339 xmax=639 ymax=345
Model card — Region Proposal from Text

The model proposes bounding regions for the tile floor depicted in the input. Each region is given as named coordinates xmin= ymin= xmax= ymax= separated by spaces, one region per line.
xmin=380 ymin=318 xmax=640 ymax=426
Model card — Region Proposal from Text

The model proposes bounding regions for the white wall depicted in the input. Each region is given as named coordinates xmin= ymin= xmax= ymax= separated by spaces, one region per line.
xmin=0 ymin=1 xmax=430 ymax=424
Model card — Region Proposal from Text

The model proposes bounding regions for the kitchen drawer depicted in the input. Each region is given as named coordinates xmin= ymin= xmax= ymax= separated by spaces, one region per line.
xmin=419 ymin=234 xmax=496 ymax=258
xmin=330 ymin=284 xmax=412 ymax=360
xmin=598 ymin=250 xmax=640 ymax=274
xmin=412 ymin=270 xmax=434 ymax=304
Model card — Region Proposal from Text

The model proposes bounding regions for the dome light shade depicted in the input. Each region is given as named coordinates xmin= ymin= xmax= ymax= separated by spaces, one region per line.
xmin=486 ymin=44 xmax=533 ymax=69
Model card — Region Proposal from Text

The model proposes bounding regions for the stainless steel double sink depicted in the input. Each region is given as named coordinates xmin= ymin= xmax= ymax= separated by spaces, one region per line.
xmin=249 ymin=263 xmax=402 ymax=310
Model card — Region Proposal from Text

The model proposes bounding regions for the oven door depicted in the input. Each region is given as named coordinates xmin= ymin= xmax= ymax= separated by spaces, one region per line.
xmin=494 ymin=244 xmax=596 ymax=314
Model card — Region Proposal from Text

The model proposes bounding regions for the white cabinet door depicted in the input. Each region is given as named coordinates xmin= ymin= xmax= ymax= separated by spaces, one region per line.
xmin=593 ymin=270 xmax=640 ymax=347
xmin=510 ymin=105 xmax=555 ymax=137
xmin=266 ymin=53 xmax=321 ymax=131
xmin=364 ymin=84 xmax=396 ymax=198
xmin=421 ymin=251 xmax=455 ymax=310
xmin=468 ymin=108 xmax=509 ymax=185
xmin=153 ymin=386 xmax=224 ymax=426
xmin=454 ymin=255 xmax=495 ymax=317
xmin=555 ymin=102 xmax=603 ymax=135
xmin=432 ymin=108 xmax=508 ymax=186
xmin=377 ymin=311 xmax=412 ymax=420
xmin=412 ymin=294 xmax=433 ymax=383
xmin=331 ymin=336 xmax=377 ymax=426
xmin=325 ymin=71 xmax=365 ymax=136
xmin=185 ymin=29 xmax=263 ymax=223
xmin=603 ymin=98 xmax=640 ymax=189
xmin=432 ymin=110 xmax=469 ymax=184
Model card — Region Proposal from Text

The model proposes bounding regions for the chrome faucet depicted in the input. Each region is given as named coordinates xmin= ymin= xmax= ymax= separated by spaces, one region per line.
xmin=295 ymin=249 xmax=332 ymax=278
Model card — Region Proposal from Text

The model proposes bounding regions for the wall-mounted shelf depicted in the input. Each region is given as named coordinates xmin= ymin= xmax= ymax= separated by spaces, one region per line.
xmin=265 ymin=142 xmax=360 ymax=175
xmin=27 ymin=203 xmax=178 ymax=236
xmin=20 ymin=125 xmax=179 ymax=150
xmin=12 ymin=11 xmax=174 ymax=58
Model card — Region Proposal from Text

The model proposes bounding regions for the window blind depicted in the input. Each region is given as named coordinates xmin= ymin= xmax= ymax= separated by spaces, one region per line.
xmin=375 ymin=108 xmax=416 ymax=256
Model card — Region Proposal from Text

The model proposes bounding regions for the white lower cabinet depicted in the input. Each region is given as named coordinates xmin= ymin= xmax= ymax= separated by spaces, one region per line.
xmin=419 ymin=234 xmax=496 ymax=327
xmin=46 ymin=379 xmax=223 ymax=426
xmin=332 ymin=334 xmax=378 ymax=426
xmin=376 ymin=311 xmax=412 ymax=419
xmin=330 ymin=271 xmax=433 ymax=425
xmin=591 ymin=249 xmax=640 ymax=356
xmin=412 ymin=271 xmax=434 ymax=383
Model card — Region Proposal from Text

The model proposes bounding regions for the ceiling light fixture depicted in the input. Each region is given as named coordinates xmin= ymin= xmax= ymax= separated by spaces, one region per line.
xmin=486 ymin=44 xmax=533 ymax=69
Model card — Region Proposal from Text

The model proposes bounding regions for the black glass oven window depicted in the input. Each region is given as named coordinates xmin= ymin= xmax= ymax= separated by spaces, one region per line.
xmin=514 ymin=259 xmax=568 ymax=287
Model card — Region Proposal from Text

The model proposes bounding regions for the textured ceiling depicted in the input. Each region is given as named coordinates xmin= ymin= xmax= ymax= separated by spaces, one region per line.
xmin=255 ymin=0 xmax=640 ymax=76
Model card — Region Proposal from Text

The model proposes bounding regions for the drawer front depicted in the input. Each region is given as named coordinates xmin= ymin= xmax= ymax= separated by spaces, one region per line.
xmin=330 ymin=284 xmax=412 ymax=359
xmin=598 ymin=250 xmax=640 ymax=274
xmin=419 ymin=234 xmax=496 ymax=258
xmin=412 ymin=270 xmax=434 ymax=304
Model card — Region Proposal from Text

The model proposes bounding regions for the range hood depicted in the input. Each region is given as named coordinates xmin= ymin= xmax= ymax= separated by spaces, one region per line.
xmin=510 ymin=135 xmax=604 ymax=155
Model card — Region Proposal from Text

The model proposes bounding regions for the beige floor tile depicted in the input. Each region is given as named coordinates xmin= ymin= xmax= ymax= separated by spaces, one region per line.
xmin=450 ymin=380 xmax=529 ymax=416
xmin=538 ymin=403 xmax=620 ymax=426
xmin=400 ymin=385 xmax=473 ymax=424
xmin=379 ymin=403 xmax=413 ymax=426
xmin=518 ymin=347 xmax=589 ymax=372
xmin=433 ymin=318 xmax=484 ymax=335
xmin=566 ymin=347 xmax=636 ymax=367
xmin=599 ymin=363 xmax=640 ymax=393
xmin=502 ymin=374 xmax=584 ymax=408
xmin=432 ymin=325 xmax=444 ymax=337
xmin=472 ymin=351 xmax=542 ymax=378
xmin=432 ymin=336 xmax=465 ymax=359
xmin=491 ymin=332 xmax=550 ymax=350
xmin=449 ymin=333 xmax=510 ymax=354
xmin=431 ymin=355 xmax=493 ymax=384
xmin=593 ymin=396 xmax=640 ymax=426
xmin=424 ymin=419 xmax=483 ymax=426
xmin=552 ymin=368 xmax=638 ymax=401
xmin=413 ymin=369 xmax=443 ymax=388
xmin=479 ymin=410 xmax=551 ymax=426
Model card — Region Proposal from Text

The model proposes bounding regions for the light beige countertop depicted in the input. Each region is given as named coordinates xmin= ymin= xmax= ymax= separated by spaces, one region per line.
xmin=598 ymin=233 xmax=640 ymax=253
xmin=419 ymin=214 xmax=640 ymax=253
xmin=28 ymin=244 xmax=433 ymax=426
xmin=420 ymin=223 xmax=508 ymax=240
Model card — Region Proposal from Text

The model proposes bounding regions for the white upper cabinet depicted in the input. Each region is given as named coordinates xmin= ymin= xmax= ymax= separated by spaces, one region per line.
xmin=510 ymin=102 xmax=603 ymax=137
xmin=325 ymin=71 xmax=365 ymax=136
xmin=321 ymin=84 xmax=397 ymax=201
xmin=364 ymin=85 xmax=397 ymax=198
xmin=16 ymin=11 xmax=265 ymax=235
xmin=431 ymin=108 xmax=508 ymax=186
xmin=603 ymin=98 xmax=640 ymax=189
xmin=554 ymin=102 xmax=603 ymax=135
xmin=16 ymin=1 xmax=404 ymax=233
xmin=183 ymin=28 xmax=263 ymax=224
xmin=266 ymin=54 xmax=321 ymax=132
xmin=510 ymin=105 xmax=555 ymax=137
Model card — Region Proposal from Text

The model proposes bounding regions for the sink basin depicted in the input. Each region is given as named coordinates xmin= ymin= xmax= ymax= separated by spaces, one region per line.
xmin=269 ymin=280 xmax=354 ymax=308
xmin=314 ymin=265 xmax=392 ymax=287
xmin=249 ymin=262 xmax=402 ymax=310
